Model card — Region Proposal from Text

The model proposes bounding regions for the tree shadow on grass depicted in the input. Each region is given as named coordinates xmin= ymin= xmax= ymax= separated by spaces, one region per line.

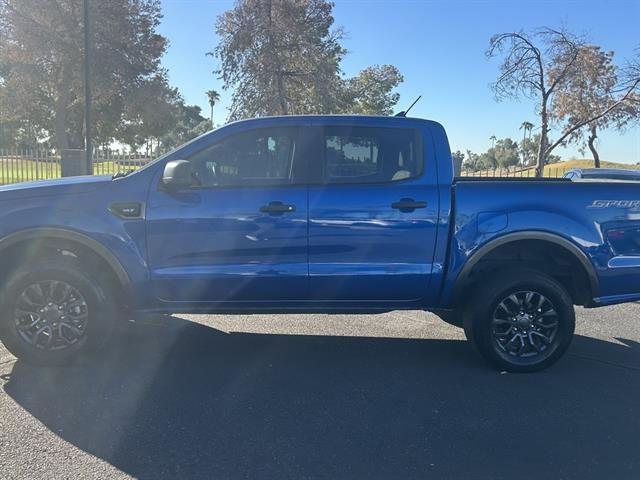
xmin=3 ymin=315 xmax=640 ymax=480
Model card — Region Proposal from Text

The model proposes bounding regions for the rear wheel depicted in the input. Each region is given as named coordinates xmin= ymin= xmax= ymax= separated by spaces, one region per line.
xmin=463 ymin=270 xmax=575 ymax=372
xmin=0 ymin=260 xmax=117 ymax=365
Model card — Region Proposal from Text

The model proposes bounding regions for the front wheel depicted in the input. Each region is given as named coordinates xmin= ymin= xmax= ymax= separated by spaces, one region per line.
xmin=0 ymin=260 xmax=117 ymax=365
xmin=463 ymin=270 xmax=575 ymax=372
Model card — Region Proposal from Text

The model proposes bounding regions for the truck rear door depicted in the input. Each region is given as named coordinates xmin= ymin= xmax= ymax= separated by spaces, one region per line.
xmin=307 ymin=122 xmax=440 ymax=303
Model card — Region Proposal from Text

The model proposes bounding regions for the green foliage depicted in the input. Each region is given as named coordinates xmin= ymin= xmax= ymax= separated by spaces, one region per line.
xmin=520 ymin=137 xmax=537 ymax=166
xmin=206 ymin=90 xmax=221 ymax=107
xmin=463 ymin=149 xmax=483 ymax=171
xmin=212 ymin=0 xmax=403 ymax=120
xmin=119 ymin=97 xmax=211 ymax=153
xmin=471 ymin=138 xmax=520 ymax=169
xmin=462 ymin=135 xmax=560 ymax=172
xmin=206 ymin=89 xmax=220 ymax=125
xmin=0 ymin=0 xmax=167 ymax=151
xmin=494 ymin=137 xmax=520 ymax=167
xmin=525 ymin=134 xmax=560 ymax=165
xmin=342 ymin=65 xmax=404 ymax=115
xmin=213 ymin=0 xmax=345 ymax=119
xmin=159 ymin=103 xmax=211 ymax=149
xmin=1 ymin=0 xmax=406 ymax=152
xmin=0 ymin=119 xmax=49 ymax=150
xmin=117 ymin=73 xmax=180 ymax=151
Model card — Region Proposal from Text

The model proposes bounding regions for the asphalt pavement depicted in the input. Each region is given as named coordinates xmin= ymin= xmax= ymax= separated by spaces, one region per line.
xmin=1 ymin=305 xmax=639 ymax=479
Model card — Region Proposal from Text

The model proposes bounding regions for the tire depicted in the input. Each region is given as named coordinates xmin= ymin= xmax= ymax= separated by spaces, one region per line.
xmin=0 ymin=259 xmax=117 ymax=365
xmin=433 ymin=310 xmax=464 ymax=328
xmin=462 ymin=270 xmax=575 ymax=372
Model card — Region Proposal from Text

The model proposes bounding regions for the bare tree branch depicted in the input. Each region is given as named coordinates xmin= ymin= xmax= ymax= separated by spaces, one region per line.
xmin=547 ymin=77 xmax=640 ymax=154
xmin=486 ymin=27 xmax=618 ymax=175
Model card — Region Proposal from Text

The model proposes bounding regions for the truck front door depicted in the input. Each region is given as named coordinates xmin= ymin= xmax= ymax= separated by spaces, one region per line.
xmin=146 ymin=126 xmax=308 ymax=304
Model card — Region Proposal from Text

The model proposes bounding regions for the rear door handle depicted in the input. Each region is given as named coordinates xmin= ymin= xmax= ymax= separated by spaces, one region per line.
xmin=391 ymin=198 xmax=427 ymax=213
xmin=260 ymin=201 xmax=296 ymax=215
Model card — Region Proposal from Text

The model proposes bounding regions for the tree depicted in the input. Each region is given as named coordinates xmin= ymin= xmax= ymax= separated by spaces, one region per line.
xmin=462 ymin=136 xmax=551 ymax=173
xmin=342 ymin=65 xmax=403 ymax=115
xmin=519 ymin=121 xmax=534 ymax=164
xmin=488 ymin=28 xmax=640 ymax=176
xmin=118 ymin=72 xmax=181 ymax=153
xmin=487 ymin=28 xmax=584 ymax=176
xmin=490 ymin=135 xmax=497 ymax=149
xmin=212 ymin=0 xmax=403 ymax=120
xmin=213 ymin=0 xmax=345 ymax=120
xmin=451 ymin=150 xmax=465 ymax=175
xmin=477 ymin=138 xmax=520 ymax=169
xmin=206 ymin=89 xmax=220 ymax=126
xmin=522 ymin=133 xmax=560 ymax=165
xmin=0 ymin=0 xmax=167 ymax=152
xmin=551 ymin=45 xmax=639 ymax=167
xmin=159 ymin=103 xmax=210 ymax=149
xmin=463 ymin=149 xmax=483 ymax=171
xmin=494 ymin=138 xmax=521 ymax=168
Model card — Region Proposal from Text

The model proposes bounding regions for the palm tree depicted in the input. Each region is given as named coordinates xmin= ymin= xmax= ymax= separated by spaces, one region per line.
xmin=206 ymin=89 xmax=220 ymax=127
xmin=490 ymin=135 xmax=497 ymax=149
xmin=519 ymin=121 xmax=534 ymax=165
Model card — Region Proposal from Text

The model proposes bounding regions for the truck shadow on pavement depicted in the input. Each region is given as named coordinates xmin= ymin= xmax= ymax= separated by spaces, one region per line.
xmin=3 ymin=315 xmax=640 ymax=480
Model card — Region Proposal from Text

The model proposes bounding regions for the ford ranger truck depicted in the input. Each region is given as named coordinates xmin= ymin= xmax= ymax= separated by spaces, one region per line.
xmin=0 ymin=116 xmax=638 ymax=372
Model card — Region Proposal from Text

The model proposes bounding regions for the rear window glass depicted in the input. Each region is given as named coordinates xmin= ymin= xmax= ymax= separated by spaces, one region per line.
xmin=322 ymin=127 xmax=421 ymax=184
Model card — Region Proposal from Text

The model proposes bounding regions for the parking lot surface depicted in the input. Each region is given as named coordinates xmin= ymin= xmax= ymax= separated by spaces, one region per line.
xmin=1 ymin=305 xmax=639 ymax=479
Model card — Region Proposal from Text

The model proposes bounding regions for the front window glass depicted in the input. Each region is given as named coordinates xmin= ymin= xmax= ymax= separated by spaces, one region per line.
xmin=188 ymin=128 xmax=297 ymax=187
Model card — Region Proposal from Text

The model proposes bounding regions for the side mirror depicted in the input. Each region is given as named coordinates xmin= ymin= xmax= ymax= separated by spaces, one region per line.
xmin=162 ymin=160 xmax=193 ymax=190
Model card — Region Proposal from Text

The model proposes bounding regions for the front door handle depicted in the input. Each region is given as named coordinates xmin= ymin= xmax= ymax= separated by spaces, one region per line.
xmin=260 ymin=201 xmax=296 ymax=215
xmin=391 ymin=198 xmax=427 ymax=213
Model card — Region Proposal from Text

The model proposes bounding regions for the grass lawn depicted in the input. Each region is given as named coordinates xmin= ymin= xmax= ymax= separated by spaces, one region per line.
xmin=0 ymin=158 xmax=61 ymax=185
xmin=463 ymin=158 xmax=640 ymax=177
xmin=0 ymin=158 xmax=137 ymax=185
xmin=543 ymin=158 xmax=640 ymax=174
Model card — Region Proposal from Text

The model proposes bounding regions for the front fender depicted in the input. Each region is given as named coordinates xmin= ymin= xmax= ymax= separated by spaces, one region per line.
xmin=0 ymin=173 xmax=154 ymax=308
xmin=0 ymin=227 xmax=131 ymax=288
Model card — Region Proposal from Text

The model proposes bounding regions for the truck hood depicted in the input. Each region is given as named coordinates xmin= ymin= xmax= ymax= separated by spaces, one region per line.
xmin=0 ymin=175 xmax=112 ymax=200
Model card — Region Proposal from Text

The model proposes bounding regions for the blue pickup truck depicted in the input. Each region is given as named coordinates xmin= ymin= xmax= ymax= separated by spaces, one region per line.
xmin=0 ymin=115 xmax=638 ymax=372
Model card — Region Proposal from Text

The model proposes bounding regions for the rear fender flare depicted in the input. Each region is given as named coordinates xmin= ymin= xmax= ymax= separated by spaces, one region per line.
xmin=452 ymin=231 xmax=599 ymax=304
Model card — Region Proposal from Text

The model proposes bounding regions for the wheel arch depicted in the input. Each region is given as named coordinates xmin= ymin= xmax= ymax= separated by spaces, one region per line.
xmin=452 ymin=231 xmax=599 ymax=306
xmin=0 ymin=228 xmax=131 ymax=295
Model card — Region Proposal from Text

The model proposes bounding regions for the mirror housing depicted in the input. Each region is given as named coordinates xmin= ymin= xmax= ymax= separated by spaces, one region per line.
xmin=162 ymin=160 xmax=193 ymax=190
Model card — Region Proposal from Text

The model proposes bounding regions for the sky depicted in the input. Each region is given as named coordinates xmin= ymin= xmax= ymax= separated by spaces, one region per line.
xmin=158 ymin=0 xmax=640 ymax=163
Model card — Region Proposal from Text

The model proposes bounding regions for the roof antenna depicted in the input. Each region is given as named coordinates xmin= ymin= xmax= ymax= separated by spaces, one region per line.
xmin=395 ymin=95 xmax=421 ymax=117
